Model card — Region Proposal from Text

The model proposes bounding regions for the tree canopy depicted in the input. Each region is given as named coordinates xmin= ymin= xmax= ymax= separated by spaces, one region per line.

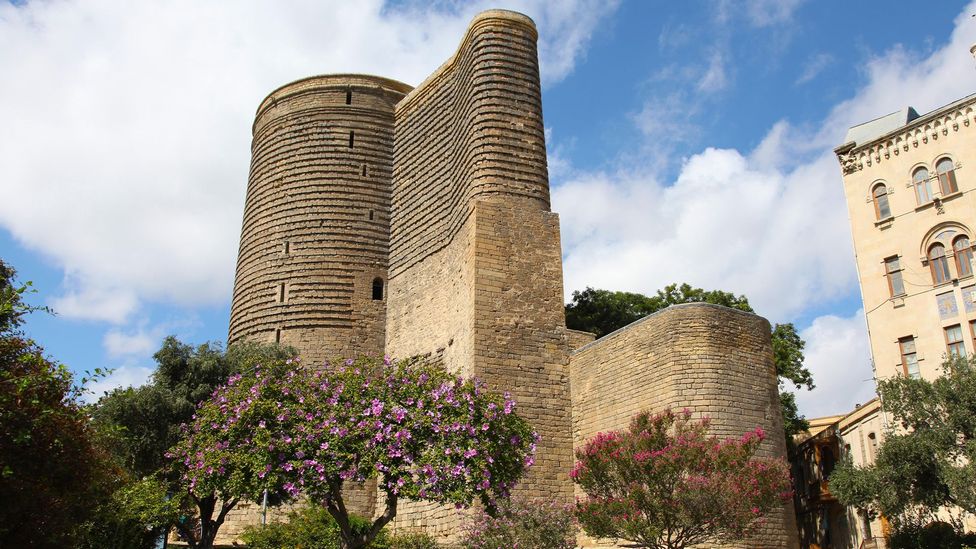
xmin=174 ymin=356 xmax=538 ymax=549
xmin=0 ymin=259 xmax=117 ymax=548
xmin=565 ymin=284 xmax=813 ymax=437
xmin=829 ymin=356 xmax=976 ymax=524
xmin=572 ymin=409 xmax=792 ymax=549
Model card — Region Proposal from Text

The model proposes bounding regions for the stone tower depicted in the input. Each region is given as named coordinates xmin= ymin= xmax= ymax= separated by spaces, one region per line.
xmin=228 ymin=75 xmax=411 ymax=363
xmin=224 ymin=9 xmax=799 ymax=548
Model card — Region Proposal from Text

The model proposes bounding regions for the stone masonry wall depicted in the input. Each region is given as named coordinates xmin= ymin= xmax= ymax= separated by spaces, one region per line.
xmin=570 ymin=303 xmax=799 ymax=548
xmin=229 ymin=75 xmax=410 ymax=365
xmin=385 ymin=10 xmax=575 ymax=541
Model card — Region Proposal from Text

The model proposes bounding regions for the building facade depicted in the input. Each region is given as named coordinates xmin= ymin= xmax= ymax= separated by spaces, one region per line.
xmin=221 ymin=10 xmax=799 ymax=548
xmin=835 ymin=93 xmax=976 ymax=383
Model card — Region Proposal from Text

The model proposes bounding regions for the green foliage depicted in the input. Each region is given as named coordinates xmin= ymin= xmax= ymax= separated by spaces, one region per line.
xmin=565 ymin=284 xmax=813 ymax=437
xmin=76 ymin=476 xmax=179 ymax=549
xmin=461 ymin=496 xmax=576 ymax=549
xmin=830 ymin=356 xmax=976 ymax=525
xmin=176 ymin=356 xmax=536 ymax=549
xmin=386 ymin=532 xmax=441 ymax=549
xmin=0 ymin=259 xmax=118 ymax=548
xmin=91 ymin=336 xmax=294 ymax=478
xmin=886 ymin=518 xmax=976 ymax=549
xmin=242 ymin=506 xmax=390 ymax=549
xmin=572 ymin=409 xmax=793 ymax=549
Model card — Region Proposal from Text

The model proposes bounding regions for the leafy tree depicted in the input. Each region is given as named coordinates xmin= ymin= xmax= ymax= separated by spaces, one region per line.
xmin=565 ymin=284 xmax=813 ymax=437
xmin=461 ymin=495 xmax=576 ymax=549
xmin=829 ymin=356 xmax=976 ymax=524
xmin=571 ymin=409 xmax=792 ymax=549
xmin=172 ymin=356 xmax=537 ymax=549
xmin=92 ymin=336 xmax=294 ymax=478
xmin=242 ymin=505 xmax=390 ymax=549
xmin=87 ymin=336 xmax=294 ymax=548
xmin=0 ymin=259 xmax=117 ymax=547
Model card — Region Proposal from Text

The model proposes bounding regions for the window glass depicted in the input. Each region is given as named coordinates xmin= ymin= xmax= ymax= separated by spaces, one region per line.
xmin=937 ymin=157 xmax=958 ymax=195
xmin=914 ymin=167 xmax=932 ymax=204
xmin=900 ymin=337 xmax=920 ymax=378
xmin=873 ymin=184 xmax=891 ymax=219
xmin=945 ymin=324 xmax=965 ymax=358
xmin=954 ymin=236 xmax=973 ymax=278
xmin=930 ymin=243 xmax=951 ymax=284
xmin=885 ymin=256 xmax=905 ymax=296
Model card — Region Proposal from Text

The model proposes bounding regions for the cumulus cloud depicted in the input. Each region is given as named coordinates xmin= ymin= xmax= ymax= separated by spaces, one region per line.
xmin=0 ymin=0 xmax=617 ymax=323
xmin=555 ymin=1 xmax=976 ymax=324
xmin=794 ymin=310 xmax=875 ymax=418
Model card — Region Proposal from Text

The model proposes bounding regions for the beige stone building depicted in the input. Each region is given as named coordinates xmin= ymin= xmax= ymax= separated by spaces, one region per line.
xmin=835 ymin=92 xmax=976 ymax=383
xmin=792 ymin=399 xmax=889 ymax=549
xmin=218 ymin=9 xmax=799 ymax=548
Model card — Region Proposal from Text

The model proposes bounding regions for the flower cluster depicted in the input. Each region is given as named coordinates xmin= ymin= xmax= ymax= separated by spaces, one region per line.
xmin=167 ymin=356 xmax=537 ymax=513
xmin=571 ymin=409 xmax=792 ymax=549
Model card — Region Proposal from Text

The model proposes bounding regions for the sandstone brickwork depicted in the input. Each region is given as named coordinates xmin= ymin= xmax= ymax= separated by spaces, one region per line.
xmin=570 ymin=303 xmax=799 ymax=548
xmin=223 ymin=8 xmax=798 ymax=548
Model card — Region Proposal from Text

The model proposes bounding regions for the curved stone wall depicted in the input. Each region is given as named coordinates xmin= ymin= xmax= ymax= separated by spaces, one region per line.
xmin=569 ymin=303 xmax=799 ymax=548
xmin=390 ymin=9 xmax=550 ymax=276
xmin=228 ymin=74 xmax=411 ymax=364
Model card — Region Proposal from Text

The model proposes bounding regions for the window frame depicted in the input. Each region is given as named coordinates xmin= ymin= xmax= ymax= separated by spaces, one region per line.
xmin=913 ymin=166 xmax=932 ymax=204
xmin=944 ymin=324 xmax=966 ymax=359
xmin=884 ymin=256 xmax=906 ymax=297
xmin=929 ymin=243 xmax=952 ymax=285
xmin=936 ymin=157 xmax=958 ymax=196
xmin=953 ymin=235 xmax=973 ymax=279
xmin=899 ymin=336 xmax=920 ymax=378
xmin=872 ymin=183 xmax=892 ymax=220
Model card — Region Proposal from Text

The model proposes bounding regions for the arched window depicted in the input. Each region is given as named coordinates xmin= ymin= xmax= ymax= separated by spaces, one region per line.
xmin=954 ymin=235 xmax=973 ymax=278
xmin=936 ymin=157 xmax=958 ymax=196
xmin=872 ymin=183 xmax=891 ymax=220
xmin=372 ymin=277 xmax=384 ymax=300
xmin=913 ymin=167 xmax=932 ymax=204
xmin=929 ymin=243 xmax=951 ymax=284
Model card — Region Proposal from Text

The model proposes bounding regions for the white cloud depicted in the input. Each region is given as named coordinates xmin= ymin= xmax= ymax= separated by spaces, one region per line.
xmin=83 ymin=364 xmax=154 ymax=402
xmin=727 ymin=0 xmax=807 ymax=28
xmin=554 ymin=145 xmax=855 ymax=322
xmin=794 ymin=310 xmax=875 ymax=419
xmin=555 ymin=1 xmax=976 ymax=325
xmin=795 ymin=52 xmax=833 ymax=85
xmin=0 ymin=0 xmax=617 ymax=323
xmin=103 ymin=325 xmax=161 ymax=359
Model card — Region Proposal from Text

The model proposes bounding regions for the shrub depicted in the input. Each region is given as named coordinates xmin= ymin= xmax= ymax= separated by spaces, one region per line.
xmin=242 ymin=505 xmax=389 ymax=549
xmin=387 ymin=531 xmax=441 ymax=549
xmin=888 ymin=519 xmax=976 ymax=549
xmin=461 ymin=496 xmax=576 ymax=549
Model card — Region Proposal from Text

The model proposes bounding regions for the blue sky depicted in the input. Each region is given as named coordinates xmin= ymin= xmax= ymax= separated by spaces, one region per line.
xmin=1 ymin=0 xmax=975 ymax=416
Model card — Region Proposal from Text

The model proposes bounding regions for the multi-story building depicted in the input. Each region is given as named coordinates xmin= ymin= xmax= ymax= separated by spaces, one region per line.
xmin=835 ymin=91 xmax=976 ymax=382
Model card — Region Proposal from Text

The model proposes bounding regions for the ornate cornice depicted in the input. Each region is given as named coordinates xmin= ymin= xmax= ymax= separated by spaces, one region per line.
xmin=836 ymin=94 xmax=976 ymax=174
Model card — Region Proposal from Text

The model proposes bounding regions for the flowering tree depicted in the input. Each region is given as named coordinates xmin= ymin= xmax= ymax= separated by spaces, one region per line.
xmin=571 ymin=409 xmax=792 ymax=549
xmin=171 ymin=356 xmax=537 ymax=549
xmin=461 ymin=495 xmax=577 ymax=549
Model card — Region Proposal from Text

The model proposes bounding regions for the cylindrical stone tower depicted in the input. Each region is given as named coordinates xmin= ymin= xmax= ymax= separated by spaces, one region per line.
xmin=229 ymin=75 xmax=412 ymax=364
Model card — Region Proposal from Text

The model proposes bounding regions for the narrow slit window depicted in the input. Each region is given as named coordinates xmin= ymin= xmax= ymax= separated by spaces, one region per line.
xmin=372 ymin=278 xmax=384 ymax=300
xmin=283 ymin=241 xmax=290 ymax=254
xmin=278 ymin=283 xmax=286 ymax=303
xmin=348 ymin=131 xmax=355 ymax=148
xmin=369 ymin=210 xmax=374 ymax=220
xmin=362 ymin=164 xmax=368 ymax=177
xmin=346 ymin=90 xmax=352 ymax=105
xmin=275 ymin=328 xmax=281 ymax=344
